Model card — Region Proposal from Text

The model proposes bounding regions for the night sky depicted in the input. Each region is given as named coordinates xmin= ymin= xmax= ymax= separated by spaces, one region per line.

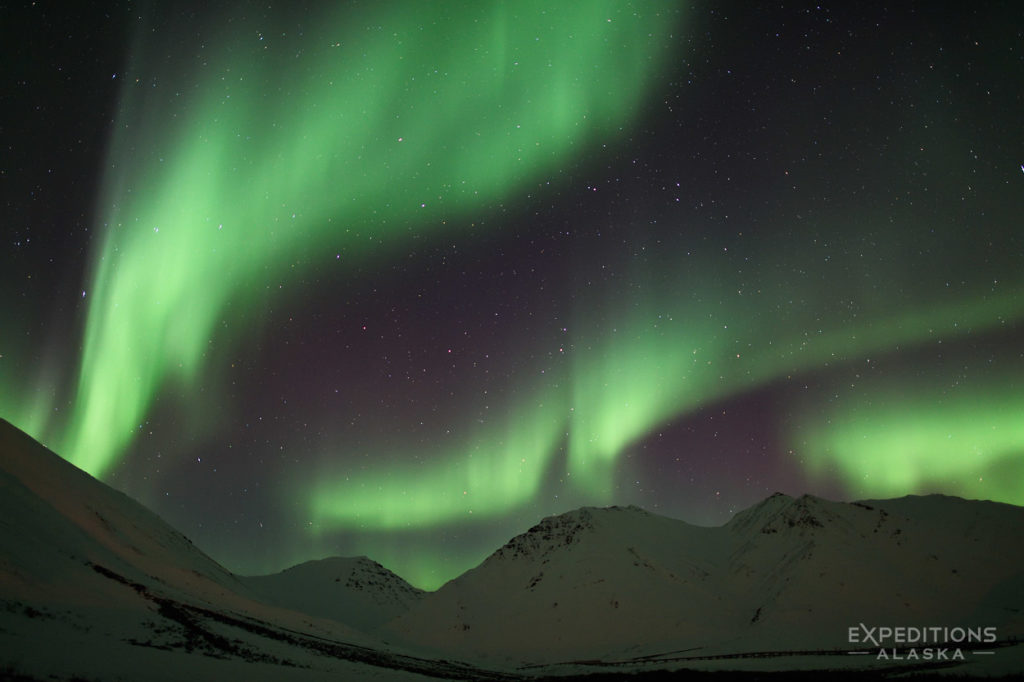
xmin=3 ymin=1 xmax=1023 ymax=590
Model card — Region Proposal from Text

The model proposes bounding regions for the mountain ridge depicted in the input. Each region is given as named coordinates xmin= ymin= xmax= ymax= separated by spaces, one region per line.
xmin=2 ymin=417 xmax=1023 ymax=678
xmin=381 ymin=490 xmax=1024 ymax=664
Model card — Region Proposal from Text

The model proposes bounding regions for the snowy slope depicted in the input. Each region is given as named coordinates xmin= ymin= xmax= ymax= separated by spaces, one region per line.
xmin=3 ymin=416 xmax=1022 ymax=679
xmin=0 ymin=417 xmax=264 ymax=612
xmin=241 ymin=556 xmax=424 ymax=632
xmin=383 ymin=494 xmax=1024 ymax=670
xmin=0 ymin=419 xmax=501 ymax=681
xmin=726 ymin=494 xmax=1024 ymax=646
xmin=383 ymin=506 xmax=736 ymax=664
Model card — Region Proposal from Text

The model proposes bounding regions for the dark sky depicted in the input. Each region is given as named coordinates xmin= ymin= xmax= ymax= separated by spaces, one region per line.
xmin=3 ymin=1 xmax=1023 ymax=589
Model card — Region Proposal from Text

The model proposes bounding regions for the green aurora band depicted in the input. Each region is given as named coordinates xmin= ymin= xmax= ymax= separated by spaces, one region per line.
xmin=794 ymin=376 xmax=1024 ymax=505
xmin=40 ymin=2 xmax=679 ymax=477
xmin=307 ymin=385 xmax=566 ymax=530
xmin=311 ymin=226 xmax=1024 ymax=532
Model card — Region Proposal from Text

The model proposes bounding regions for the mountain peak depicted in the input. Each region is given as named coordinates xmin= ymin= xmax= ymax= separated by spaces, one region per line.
xmin=490 ymin=509 xmax=595 ymax=562
xmin=241 ymin=555 xmax=424 ymax=631
xmin=486 ymin=504 xmax=656 ymax=564
xmin=727 ymin=492 xmax=837 ymax=535
xmin=727 ymin=492 xmax=793 ymax=531
xmin=258 ymin=555 xmax=423 ymax=597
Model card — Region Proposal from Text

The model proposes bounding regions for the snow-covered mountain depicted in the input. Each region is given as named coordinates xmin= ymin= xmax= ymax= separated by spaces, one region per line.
xmin=383 ymin=505 xmax=735 ymax=663
xmin=3 ymin=417 xmax=1023 ymax=679
xmin=0 ymin=419 xmax=497 ymax=681
xmin=241 ymin=556 xmax=424 ymax=632
xmin=383 ymin=494 xmax=1024 ymax=672
xmin=724 ymin=492 xmax=1024 ymax=650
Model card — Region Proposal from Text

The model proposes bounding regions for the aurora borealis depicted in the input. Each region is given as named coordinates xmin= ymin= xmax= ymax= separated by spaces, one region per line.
xmin=4 ymin=1 xmax=1023 ymax=589
xmin=52 ymin=0 xmax=677 ymax=480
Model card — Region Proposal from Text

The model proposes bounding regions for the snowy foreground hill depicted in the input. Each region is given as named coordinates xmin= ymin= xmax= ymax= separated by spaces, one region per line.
xmin=1 ymin=419 xmax=1023 ymax=680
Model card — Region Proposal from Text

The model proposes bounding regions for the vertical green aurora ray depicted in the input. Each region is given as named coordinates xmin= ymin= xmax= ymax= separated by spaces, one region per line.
xmin=57 ymin=2 xmax=679 ymax=476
